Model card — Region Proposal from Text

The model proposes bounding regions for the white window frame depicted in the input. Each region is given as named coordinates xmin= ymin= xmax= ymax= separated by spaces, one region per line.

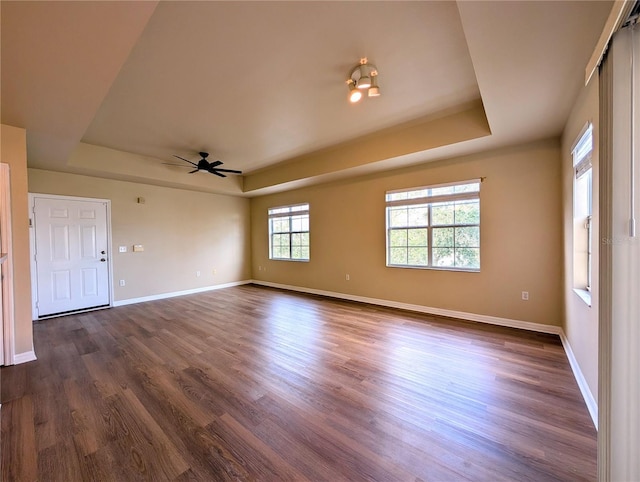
xmin=268 ymin=203 xmax=310 ymax=261
xmin=572 ymin=123 xmax=593 ymax=299
xmin=385 ymin=179 xmax=481 ymax=271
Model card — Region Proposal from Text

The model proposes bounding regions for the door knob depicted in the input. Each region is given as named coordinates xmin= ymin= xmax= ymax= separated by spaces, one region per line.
xmin=101 ymin=250 xmax=106 ymax=255
xmin=100 ymin=258 xmax=106 ymax=262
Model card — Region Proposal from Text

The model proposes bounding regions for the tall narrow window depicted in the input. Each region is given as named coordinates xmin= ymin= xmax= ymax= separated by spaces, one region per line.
xmin=268 ymin=203 xmax=310 ymax=261
xmin=573 ymin=123 xmax=593 ymax=295
xmin=386 ymin=180 xmax=481 ymax=271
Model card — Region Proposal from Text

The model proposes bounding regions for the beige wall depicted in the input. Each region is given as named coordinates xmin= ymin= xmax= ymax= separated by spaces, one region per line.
xmin=561 ymin=75 xmax=599 ymax=403
xmin=28 ymin=169 xmax=251 ymax=302
xmin=251 ymin=139 xmax=563 ymax=327
xmin=1 ymin=124 xmax=34 ymax=356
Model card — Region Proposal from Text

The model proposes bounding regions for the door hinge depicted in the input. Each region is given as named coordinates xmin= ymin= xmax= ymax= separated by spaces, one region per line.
xmin=29 ymin=218 xmax=33 ymax=227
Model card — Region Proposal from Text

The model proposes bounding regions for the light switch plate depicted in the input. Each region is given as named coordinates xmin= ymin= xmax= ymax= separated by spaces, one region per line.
xmin=133 ymin=244 xmax=144 ymax=252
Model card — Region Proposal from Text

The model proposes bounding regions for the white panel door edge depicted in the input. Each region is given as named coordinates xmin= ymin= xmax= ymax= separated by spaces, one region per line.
xmin=1 ymin=164 xmax=15 ymax=365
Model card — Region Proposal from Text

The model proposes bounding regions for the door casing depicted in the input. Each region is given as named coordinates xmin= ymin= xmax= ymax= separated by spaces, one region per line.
xmin=1 ymin=164 xmax=14 ymax=365
xmin=29 ymin=193 xmax=114 ymax=319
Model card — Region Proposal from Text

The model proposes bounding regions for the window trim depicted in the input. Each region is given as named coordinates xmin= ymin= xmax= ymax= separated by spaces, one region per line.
xmin=572 ymin=122 xmax=593 ymax=294
xmin=268 ymin=203 xmax=310 ymax=262
xmin=385 ymin=179 xmax=481 ymax=272
xmin=573 ymin=123 xmax=593 ymax=180
xmin=586 ymin=214 xmax=592 ymax=292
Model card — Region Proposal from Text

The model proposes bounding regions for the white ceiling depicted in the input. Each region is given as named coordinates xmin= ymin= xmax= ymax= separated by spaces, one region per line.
xmin=1 ymin=1 xmax=612 ymax=196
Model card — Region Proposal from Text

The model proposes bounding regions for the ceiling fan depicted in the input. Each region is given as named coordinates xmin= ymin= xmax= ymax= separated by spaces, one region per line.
xmin=165 ymin=152 xmax=242 ymax=178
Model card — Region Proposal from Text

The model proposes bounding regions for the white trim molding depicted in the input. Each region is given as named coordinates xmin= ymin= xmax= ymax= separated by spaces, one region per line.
xmin=13 ymin=349 xmax=37 ymax=365
xmin=1 ymin=163 xmax=16 ymax=366
xmin=251 ymin=280 xmax=562 ymax=335
xmin=559 ymin=332 xmax=598 ymax=428
xmin=29 ymin=193 xmax=114 ymax=319
xmin=113 ymin=280 xmax=252 ymax=307
xmin=252 ymin=279 xmax=599 ymax=429
xmin=585 ymin=0 xmax=636 ymax=84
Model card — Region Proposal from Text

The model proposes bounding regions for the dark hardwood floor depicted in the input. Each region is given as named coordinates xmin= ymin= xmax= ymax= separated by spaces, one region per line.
xmin=2 ymin=284 xmax=596 ymax=481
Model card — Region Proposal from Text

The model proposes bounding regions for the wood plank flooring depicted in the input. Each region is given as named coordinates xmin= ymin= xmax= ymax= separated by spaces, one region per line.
xmin=2 ymin=284 xmax=597 ymax=481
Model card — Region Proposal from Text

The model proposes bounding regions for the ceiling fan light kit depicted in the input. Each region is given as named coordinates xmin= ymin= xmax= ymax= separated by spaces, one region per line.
xmin=347 ymin=57 xmax=380 ymax=103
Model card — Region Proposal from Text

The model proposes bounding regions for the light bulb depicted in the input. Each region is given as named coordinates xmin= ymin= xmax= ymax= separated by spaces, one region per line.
xmin=347 ymin=80 xmax=362 ymax=102
xmin=349 ymin=89 xmax=362 ymax=102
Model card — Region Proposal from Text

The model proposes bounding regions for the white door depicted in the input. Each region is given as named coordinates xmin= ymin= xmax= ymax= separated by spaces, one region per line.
xmin=33 ymin=197 xmax=110 ymax=317
xmin=1 ymin=163 xmax=12 ymax=364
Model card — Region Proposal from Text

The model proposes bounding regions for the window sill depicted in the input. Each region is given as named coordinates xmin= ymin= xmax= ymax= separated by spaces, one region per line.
xmin=269 ymin=258 xmax=310 ymax=262
xmin=574 ymin=288 xmax=592 ymax=307
xmin=387 ymin=264 xmax=480 ymax=273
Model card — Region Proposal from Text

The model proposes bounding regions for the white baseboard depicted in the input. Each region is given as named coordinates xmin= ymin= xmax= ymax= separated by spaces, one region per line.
xmin=113 ymin=280 xmax=252 ymax=307
xmin=252 ymin=280 xmax=599 ymax=428
xmin=251 ymin=280 xmax=562 ymax=335
xmin=13 ymin=349 xmax=37 ymax=365
xmin=106 ymin=278 xmax=603 ymax=430
xmin=559 ymin=331 xmax=598 ymax=429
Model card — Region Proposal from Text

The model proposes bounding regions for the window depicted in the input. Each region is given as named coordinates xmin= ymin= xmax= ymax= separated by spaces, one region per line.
xmin=572 ymin=123 xmax=593 ymax=295
xmin=386 ymin=180 xmax=481 ymax=270
xmin=268 ymin=203 xmax=310 ymax=261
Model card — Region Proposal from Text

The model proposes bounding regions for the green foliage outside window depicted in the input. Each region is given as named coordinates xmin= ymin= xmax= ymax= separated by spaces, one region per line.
xmin=269 ymin=205 xmax=310 ymax=261
xmin=386 ymin=182 xmax=480 ymax=270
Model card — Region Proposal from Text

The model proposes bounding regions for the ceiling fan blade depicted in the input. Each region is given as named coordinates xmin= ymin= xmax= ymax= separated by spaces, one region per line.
xmin=162 ymin=163 xmax=191 ymax=168
xmin=173 ymin=155 xmax=198 ymax=167
xmin=211 ymin=168 xmax=243 ymax=174
xmin=211 ymin=170 xmax=226 ymax=177
xmin=189 ymin=169 xmax=199 ymax=174
xmin=209 ymin=160 xmax=223 ymax=168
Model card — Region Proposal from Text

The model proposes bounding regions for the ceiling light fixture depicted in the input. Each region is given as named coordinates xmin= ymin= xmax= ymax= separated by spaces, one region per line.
xmin=346 ymin=57 xmax=380 ymax=103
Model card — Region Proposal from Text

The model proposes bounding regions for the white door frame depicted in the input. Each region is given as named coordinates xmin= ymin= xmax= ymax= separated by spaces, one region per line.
xmin=1 ymin=164 xmax=15 ymax=365
xmin=29 ymin=193 xmax=114 ymax=319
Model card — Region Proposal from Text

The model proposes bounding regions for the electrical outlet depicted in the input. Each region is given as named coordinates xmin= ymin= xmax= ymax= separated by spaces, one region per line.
xmin=212 ymin=268 xmax=217 ymax=275
xmin=119 ymin=246 xmax=127 ymax=253
xmin=196 ymin=271 xmax=201 ymax=277
xmin=522 ymin=291 xmax=529 ymax=301
xmin=346 ymin=274 xmax=350 ymax=281
xmin=119 ymin=280 xmax=126 ymax=287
